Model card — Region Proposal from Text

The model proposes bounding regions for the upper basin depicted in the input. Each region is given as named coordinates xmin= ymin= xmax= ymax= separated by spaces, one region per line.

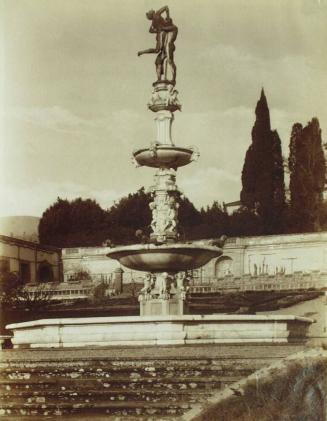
xmin=107 ymin=243 xmax=222 ymax=272
xmin=133 ymin=145 xmax=194 ymax=169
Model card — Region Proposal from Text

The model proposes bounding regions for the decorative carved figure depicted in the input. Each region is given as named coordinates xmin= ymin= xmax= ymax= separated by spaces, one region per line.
xmin=167 ymin=85 xmax=181 ymax=108
xmin=139 ymin=273 xmax=155 ymax=301
xmin=147 ymin=85 xmax=181 ymax=112
xmin=149 ymin=167 xmax=180 ymax=241
xmin=137 ymin=6 xmax=178 ymax=84
xmin=175 ymin=271 xmax=190 ymax=300
xmin=156 ymin=272 xmax=171 ymax=299
xmin=165 ymin=198 xmax=179 ymax=231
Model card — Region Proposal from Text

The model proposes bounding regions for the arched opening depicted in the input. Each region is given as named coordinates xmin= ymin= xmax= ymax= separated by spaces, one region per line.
xmin=38 ymin=261 xmax=54 ymax=283
xmin=215 ymin=256 xmax=233 ymax=278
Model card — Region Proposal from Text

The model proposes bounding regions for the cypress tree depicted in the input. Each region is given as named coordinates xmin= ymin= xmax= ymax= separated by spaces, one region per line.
xmin=241 ymin=89 xmax=286 ymax=234
xmin=288 ymin=118 xmax=325 ymax=232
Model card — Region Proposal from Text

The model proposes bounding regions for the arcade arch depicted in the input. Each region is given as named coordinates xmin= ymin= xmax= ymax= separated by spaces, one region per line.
xmin=214 ymin=256 xmax=233 ymax=278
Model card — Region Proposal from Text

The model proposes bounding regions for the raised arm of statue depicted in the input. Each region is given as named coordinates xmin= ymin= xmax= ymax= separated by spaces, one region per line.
xmin=156 ymin=5 xmax=170 ymax=20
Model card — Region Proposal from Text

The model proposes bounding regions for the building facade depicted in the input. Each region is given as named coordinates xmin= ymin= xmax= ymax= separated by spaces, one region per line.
xmin=0 ymin=235 xmax=62 ymax=285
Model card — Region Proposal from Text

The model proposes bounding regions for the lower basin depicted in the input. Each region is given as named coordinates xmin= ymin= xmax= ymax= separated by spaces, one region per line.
xmin=133 ymin=145 xmax=194 ymax=169
xmin=107 ymin=243 xmax=222 ymax=272
xmin=7 ymin=315 xmax=313 ymax=348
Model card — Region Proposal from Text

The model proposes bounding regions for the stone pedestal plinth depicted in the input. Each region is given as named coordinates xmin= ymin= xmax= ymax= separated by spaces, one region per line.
xmin=140 ymin=297 xmax=187 ymax=317
xmin=147 ymin=81 xmax=181 ymax=145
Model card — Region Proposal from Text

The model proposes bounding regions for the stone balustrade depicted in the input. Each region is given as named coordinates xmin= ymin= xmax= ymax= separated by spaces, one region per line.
xmin=190 ymin=271 xmax=327 ymax=293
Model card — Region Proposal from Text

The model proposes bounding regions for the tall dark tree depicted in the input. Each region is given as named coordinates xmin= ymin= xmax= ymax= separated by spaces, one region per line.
xmin=241 ymin=89 xmax=286 ymax=234
xmin=106 ymin=188 xmax=152 ymax=244
xmin=177 ymin=197 xmax=202 ymax=240
xmin=200 ymin=202 xmax=229 ymax=238
xmin=288 ymin=118 xmax=325 ymax=232
xmin=229 ymin=207 xmax=263 ymax=237
xmin=39 ymin=197 xmax=107 ymax=247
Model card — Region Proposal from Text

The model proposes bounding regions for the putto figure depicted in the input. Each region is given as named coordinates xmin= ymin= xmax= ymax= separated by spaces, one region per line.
xmin=137 ymin=6 xmax=178 ymax=84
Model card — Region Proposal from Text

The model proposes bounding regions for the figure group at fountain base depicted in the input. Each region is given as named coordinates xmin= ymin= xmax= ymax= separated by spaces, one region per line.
xmin=138 ymin=271 xmax=191 ymax=316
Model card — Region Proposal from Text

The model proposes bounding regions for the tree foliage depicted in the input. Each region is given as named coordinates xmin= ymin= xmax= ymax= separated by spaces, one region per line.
xmin=288 ymin=118 xmax=326 ymax=232
xmin=178 ymin=196 xmax=202 ymax=240
xmin=241 ymin=89 xmax=286 ymax=234
xmin=106 ymin=188 xmax=152 ymax=244
xmin=0 ymin=270 xmax=53 ymax=311
xmin=228 ymin=207 xmax=264 ymax=237
xmin=39 ymin=197 xmax=107 ymax=247
xmin=38 ymin=191 xmax=232 ymax=247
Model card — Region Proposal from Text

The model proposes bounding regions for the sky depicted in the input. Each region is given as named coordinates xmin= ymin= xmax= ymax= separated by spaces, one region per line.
xmin=1 ymin=0 xmax=326 ymax=217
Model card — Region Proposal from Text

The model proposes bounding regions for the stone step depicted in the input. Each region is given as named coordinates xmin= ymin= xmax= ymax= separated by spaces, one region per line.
xmin=0 ymin=374 xmax=241 ymax=390
xmin=0 ymin=344 xmax=306 ymax=362
xmin=0 ymin=389 xmax=213 ymax=407
xmin=0 ymin=358 xmax=285 ymax=378
xmin=0 ymin=354 xmax=287 ymax=363
xmin=0 ymin=417 xmax=171 ymax=421
xmin=0 ymin=344 xmax=306 ymax=419
xmin=0 ymin=371 xmax=246 ymax=381
xmin=0 ymin=366 xmax=254 ymax=378
xmin=0 ymin=400 xmax=191 ymax=417
xmin=0 ymin=355 xmax=276 ymax=366
xmin=0 ymin=386 xmax=215 ymax=398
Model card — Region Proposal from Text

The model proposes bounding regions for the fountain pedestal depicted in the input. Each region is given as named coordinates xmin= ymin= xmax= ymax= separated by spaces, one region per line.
xmin=137 ymin=271 xmax=190 ymax=316
xmin=110 ymin=25 xmax=222 ymax=318
xmin=109 ymin=78 xmax=222 ymax=317
xmin=140 ymin=297 xmax=187 ymax=316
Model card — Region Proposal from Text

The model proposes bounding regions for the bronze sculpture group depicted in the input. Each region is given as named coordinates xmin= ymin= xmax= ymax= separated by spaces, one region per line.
xmin=138 ymin=6 xmax=178 ymax=84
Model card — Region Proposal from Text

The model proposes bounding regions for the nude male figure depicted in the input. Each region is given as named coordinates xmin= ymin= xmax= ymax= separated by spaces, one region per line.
xmin=138 ymin=6 xmax=178 ymax=83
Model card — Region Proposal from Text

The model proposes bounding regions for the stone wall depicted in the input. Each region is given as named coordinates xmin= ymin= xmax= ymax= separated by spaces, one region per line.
xmin=62 ymin=246 xmax=143 ymax=284
xmin=257 ymin=293 xmax=327 ymax=347
xmin=62 ymin=232 xmax=327 ymax=283
xmin=203 ymin=231 xmax=327 ymax=279
xmin=61 ymin=232 xmax=327 ymax=288
xmin=183 ymin=348 xmax=327 ymax=421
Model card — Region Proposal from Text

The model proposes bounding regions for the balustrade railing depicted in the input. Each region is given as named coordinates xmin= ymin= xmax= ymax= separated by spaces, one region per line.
xmin=189 ymin=271 xmax=327 ymax=293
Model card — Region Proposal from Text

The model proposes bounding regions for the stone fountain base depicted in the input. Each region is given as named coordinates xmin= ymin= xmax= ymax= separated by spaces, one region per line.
xmin=140 ymin=297 xmax=188 ymax=316
xmin=6 ymin=315 xmax=312 ymax=349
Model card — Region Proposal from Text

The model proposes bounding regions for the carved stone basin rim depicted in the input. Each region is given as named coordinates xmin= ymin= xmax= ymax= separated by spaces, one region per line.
xmin=133 ymin=145 xmax=195 ymax=169
xmin=107 ymin=243 xmax=222 ymax=272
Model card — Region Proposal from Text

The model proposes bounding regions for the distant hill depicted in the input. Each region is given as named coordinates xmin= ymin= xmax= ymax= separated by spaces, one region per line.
xmin=0 ymin=216 xmax=40 ymax=242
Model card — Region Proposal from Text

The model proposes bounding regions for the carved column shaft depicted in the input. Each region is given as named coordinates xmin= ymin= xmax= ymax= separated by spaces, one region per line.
xmin=150 ymin=168 xmax=179 ymax=243
xmin=154 ymin=110 xmax=174 ymax=145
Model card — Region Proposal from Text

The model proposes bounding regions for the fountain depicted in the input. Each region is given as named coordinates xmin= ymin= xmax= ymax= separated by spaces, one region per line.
xmin=107 ymin=5 xmax=222 ymax=316
xmin=6 ymin=7 xmax=312 ymax=348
